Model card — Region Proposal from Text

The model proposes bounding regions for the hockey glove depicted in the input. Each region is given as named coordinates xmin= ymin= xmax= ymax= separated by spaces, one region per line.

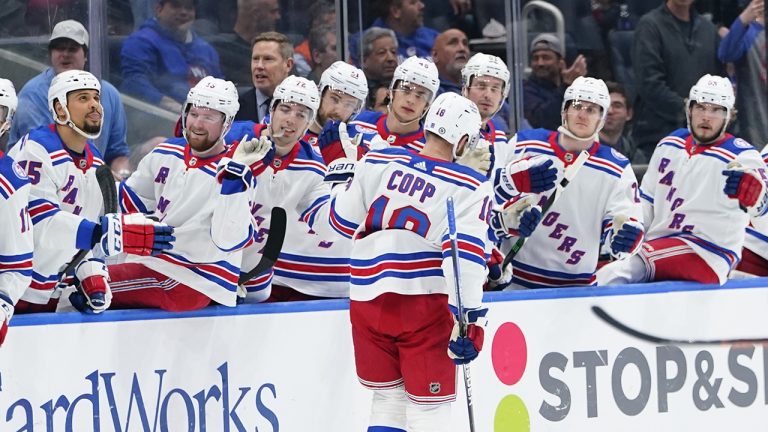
xmin=609 ymin=216 xmax=644 ymax=259
xmin=233 ymin=134 xmax=276 ymax=176
xmin=97 ymin=213 xmax=175 ymax=257
xmin=486 ymin=248 xmax=513 ymax=290
xmin=69 ymin=258 xmax=112 ymax=314
xmin=216 ymin=157 xmax=255 ymax=195
xmin=448 ymin=305 xmax=488 ymax=365
xmin=0 ymin=293 xmax=13 ymax=347
xmin=489 ymin=195 xmax=542 ymax=239
xmin=723 ymin=163 xmax=768 ymax=217
xmin=318 ymin=120 xmax=366 ymax=165
xmin=325 ymin=157 xmax=357 ymax=185
xmin=457 ymin=139 xmax=493 ymax=177
xmin=495 ymin=156 xmax=557 ymax=201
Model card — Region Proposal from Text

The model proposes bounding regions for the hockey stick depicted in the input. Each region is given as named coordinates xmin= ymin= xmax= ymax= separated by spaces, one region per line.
xmin=446 ymin=196 xmax=476 ymax=432
xmin=238 ymin=206 xmax=287 ymax=285
xmin=502 ymin=150 xmax=590 ymax=270
xmin=592 ymin=305 xmax=768 ymax=345
xmin=56 ymin=164 xmax=118 ymax=283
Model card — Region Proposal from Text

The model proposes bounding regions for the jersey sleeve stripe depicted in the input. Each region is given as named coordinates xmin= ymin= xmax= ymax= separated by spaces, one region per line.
xmin=157 ymin=253 xmax=239 ymax=293
xmin=639 ymin=188 xmax=654 ymax=203
xmin=300 ymin=195 xmax=330 ymax=227
xmin=119 ymin=182 xmax=150 ymax=213
xmin=28 ymin=199 xmax=60 ymax=224
xmin=329 ymin=197 xmax=358 ymax=238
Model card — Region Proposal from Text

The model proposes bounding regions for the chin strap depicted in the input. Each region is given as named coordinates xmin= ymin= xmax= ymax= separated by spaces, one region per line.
xmin=557 ymin=125 xmax=598 ymax=143
xmin=56 ymin=108 xmax=102 ymax=140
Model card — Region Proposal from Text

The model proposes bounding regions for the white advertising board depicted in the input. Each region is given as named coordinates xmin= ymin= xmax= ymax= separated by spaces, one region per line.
xmin=1 ymin=279 xmax=767 ymax=431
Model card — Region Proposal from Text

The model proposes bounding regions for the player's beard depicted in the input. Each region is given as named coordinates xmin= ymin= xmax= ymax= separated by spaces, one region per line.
xmin=82 ymin=121 xmax=102 ymax=135
xmin=691 ymin=124 xmax=721 ymax=144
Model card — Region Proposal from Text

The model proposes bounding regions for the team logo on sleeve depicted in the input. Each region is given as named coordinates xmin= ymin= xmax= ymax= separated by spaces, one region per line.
xmin=733 ymin=138 xmax=752 ymax=149
xmin=12 ymin=162 xmax=27 ymax=179
xmin=611 ymin=148 xmax=628 ymax=160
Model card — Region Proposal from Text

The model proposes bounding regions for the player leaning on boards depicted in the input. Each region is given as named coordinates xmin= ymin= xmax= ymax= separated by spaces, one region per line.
xmin=491 ymin=76 xmax=644 ymax=289
xmin=598 ymin=74 xmax=768 ymax=285
xmin=0 ymin=78 xmax=33 ymax=346
xmin=115 ymin=76 xmax=264 ymax=310
xmin=8 ymin=70 xmax=172 ymax=315
xmin=327 ymin=92 xmax=491 ymax=431
xmin=736 ymin=146 xmax=768 ymax=277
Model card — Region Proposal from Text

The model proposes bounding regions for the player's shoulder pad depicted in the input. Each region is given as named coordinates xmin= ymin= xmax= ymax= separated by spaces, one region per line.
xmin=296 ymin=139 xmax=324 ymax=163
xmin=720 ymin=135 xmax=758 ymax=155
xmin=0 ymin=155 xmax=30 ymax=190
xmin=26 ymin=125 xmax=65 ymax=154
xmin=656 ymin=128 xmax=689 ymax=147
xmin=350 ymin=110 xmax=383 ymax=133
xmin=515 ymin=128 xmax=551 ymax=143
xmin=152 ymin=137 xmax=187 ymax=155
xmin=593 ymin=144 xmax=631 ymax=169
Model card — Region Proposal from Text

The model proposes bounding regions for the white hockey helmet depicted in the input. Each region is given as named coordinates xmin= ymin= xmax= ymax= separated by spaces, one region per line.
xmin=0 ymin=78 xmax=17 ymax=138
xmin=461 ymin=53 xmax=510 ymax=98
xmin=424 ymin=92 xmax=482 ymax=159
xmin=271 ymin=75 xmax=321 ymax=120
xmin=559 ymin=76 xmax=610 ymax=141
xmin=390 ymin=56 xmax=440 ymax=103
xmin=182 ymin=76 xmax=240 ymax=144
xmin=48 ymin=70 xmax=102 ymax=139
xmin=686 ymin=74 xmax=735 ymax=141
xmin=319 ymin=61 xmax=369 ymax=117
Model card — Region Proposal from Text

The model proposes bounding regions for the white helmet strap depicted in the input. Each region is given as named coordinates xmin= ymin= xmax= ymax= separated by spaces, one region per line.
xmin=54 ymin=100 xmax=102 ymax=140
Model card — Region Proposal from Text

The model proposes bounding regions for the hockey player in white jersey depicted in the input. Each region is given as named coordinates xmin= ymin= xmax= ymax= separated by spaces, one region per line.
xmin=10 ymin=70 xmax=173 ymax=313
xmin=330 ymin=92 xmax=492 ymax=431
xmin=461 ymin=53 xmax=510 ymax=152
xmin=736 ymin=146 xmax=768 ymax=276
xmin=491 ymin=76 xmax=643 ymax=288
xmin=230 ymin=76 xmax=351 ymax=302
xmin=305 ymin=61 xmax=368 ymax=153
xmin=598 ymin=75 xmax=768 ymax=285
xmin=0 ymin=78 xmax=33 ymax=345
xmin=114 ymin=76 xmax=264 ymax=310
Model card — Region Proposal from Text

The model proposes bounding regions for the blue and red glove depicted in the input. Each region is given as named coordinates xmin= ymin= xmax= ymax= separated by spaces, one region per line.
xmin=96 ymin=213 xmax=175 ymax=257
xmin=447 ymin=305 xmax=488 ymax=365
xmin=70 ymin=258 xmax=111 ymax=314
xmin=723 ymin=166 xmax=768 ymax=216
xmin=0 ymin=293 xmax=13 ymax=347
xmin=609 ymin=217 xmax=643 ymax=258
xmin=216 ymin=158 xmax=255 ymax=195
xmin=318 ymin=120 xmax=368 ymax=165
xmin=501 ymin=156 xmax=557 ymax=194
xmin=486 ymin=248 xmax=512 ymax=290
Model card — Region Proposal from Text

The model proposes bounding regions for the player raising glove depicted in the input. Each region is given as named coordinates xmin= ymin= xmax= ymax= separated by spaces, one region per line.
xmin=96 ymin=213 xmax=175 ymax=257
xmin=69 ymin=258 xmax=112 ymax=313
xmin=457 ymin=138 xmax=493 ymax=177
xmin=447 ymin=305 xmax=488 ymax=365
xmin=494 ymin=155 xmax=557 ymax=201
xmin=317 ymin=119 xmax=367 ymax=165
xmin=608 ymin=215 xmax=644 ymax=260
xmin=232 ymin=134 xmax=276 ymax=177
xmin=723 ymin=162 xmax=768 ymax=217
xmin=325 ymin=121 xmax=363 ymax=185
xmin=489 ymin=195 xmax=543 ymax=240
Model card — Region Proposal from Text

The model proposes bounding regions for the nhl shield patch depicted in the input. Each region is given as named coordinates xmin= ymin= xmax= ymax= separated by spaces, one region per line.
xmin=429 ymin=382 xmax=441 ymax=394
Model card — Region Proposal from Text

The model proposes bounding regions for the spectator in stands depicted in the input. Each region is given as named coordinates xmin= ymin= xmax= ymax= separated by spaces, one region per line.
xmin=718 ymin=0 xmax=766 ymax=147
xmin=600 ymin=81 xmax=646 ymax=162
xmin=432 ymin=28 xmax=470 ymax=96
xmin=307 ymin=26 xmax=337 ymax=83
xmin=349 ymin=0 xmax=439 ymax=65
xmin=361 ymin=27 xmax=399 ymax=90
xmin=217 ymin=0 xmax=283 ymax=88
xmin=523 ymin=33 xmax=588 ymax=131
xmin=294 ymin=1 xmax=335 ymax=77
xmin=9 ymin=20 xmax=130 ymax=175
xmin=366 ymin=84 xmax=390 ymax=113
xmin=120 ymin=0 xmax=223 ymax=113
xmin=631 ymin=0 xmax=723 ymax=157
xmin=235 ymin=31 xmax=293 ymax=122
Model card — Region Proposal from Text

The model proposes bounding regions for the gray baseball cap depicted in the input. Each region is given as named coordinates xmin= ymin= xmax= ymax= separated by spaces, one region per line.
xmin=49 ymin=20 xmax=89 ymax=47
xmin=530 ymin=33 xmax=563 ymax=58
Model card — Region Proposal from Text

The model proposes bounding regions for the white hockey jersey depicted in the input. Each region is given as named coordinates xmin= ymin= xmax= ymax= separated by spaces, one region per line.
xmin=230 ymin=123 xmax=351 ymax=300
xmin=119 ymin=137 xmax=257 ymax=307
xmin=743 ymin=146 xmax=768 ymax=260
xmin=9 ymin=125 xmax=107 ymax=304
xmin=0 ymin=152 xmax=33 ymax=305
xmin=349 ymin=111 xmax=426 ymax=153
xmin=330 ymin=147 xmax=493 ymax=310
xmin=500 ymin=129 xmax=642 ymax=289
xmin=641 ymin=129 xmax=768 ymax=283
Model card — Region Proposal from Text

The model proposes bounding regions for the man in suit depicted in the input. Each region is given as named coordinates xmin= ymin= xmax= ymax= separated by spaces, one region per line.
xmin=235 ymin=31 xmax=293 ymax=122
